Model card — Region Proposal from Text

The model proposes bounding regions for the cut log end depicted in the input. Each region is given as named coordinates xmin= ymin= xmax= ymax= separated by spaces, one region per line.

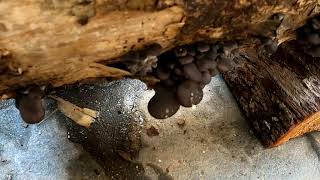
xmin=272 ymin=112 xmax=320 ymax=147
xmin=220 ymin=41 xmax=320 ymax=147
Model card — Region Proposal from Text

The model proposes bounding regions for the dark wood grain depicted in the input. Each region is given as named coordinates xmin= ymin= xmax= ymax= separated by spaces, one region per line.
xmin=220 ymin=41 xmax=320 ymax=147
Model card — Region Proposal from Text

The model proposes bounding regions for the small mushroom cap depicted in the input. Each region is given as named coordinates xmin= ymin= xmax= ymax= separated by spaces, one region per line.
xmin=156 ymin=67 xmax=170 ymax=80
xmin=306 ymin=33 xmax=320 ymax=45
xmin=176 ymin=80 xmax=203 ymax=107
xmin=217 ymin=58 xmax=233 ymax=73
xmin=306 ymin=46 xmax=320 ymax=57
xmin=178 ymin=55 xmax=194 ymax=65
xmin=223 ymin=41 xmax=238 ymax=54
xmin=311 ymin=17 xmax=320 ymax=30
xmin=201 ymin=71 xmax=212 ymax=85
xmin=211 ymin=44 xmax=221 ymax=54
xmin=187 ymin=47 xmax=196 ymax=56
xmin=206 ymin=49 xmax=219 ymax=61
xmin=16 ymin=95 xmax=45 ymax=124
xmin=173 ymin=67 xmax=183 ymax=76
xmin=209 ymin=68 xmax=219 ymax=76
xmin=166 ymin=61 xmax=176 ymax=69
xmin=196 ymin=42 xmax=210 ymax=53
xmin=174 ymin=47 xmax=187 ymax=57
xmin=15 ymin=86 xmax=46 ymax=124
xmin=148 ymin=86 xmax=180 ymax=119
xmin=196 ymin=57 xmax=217 ymax=72
xmin=183 ymin=63 xmax=202 ymax=82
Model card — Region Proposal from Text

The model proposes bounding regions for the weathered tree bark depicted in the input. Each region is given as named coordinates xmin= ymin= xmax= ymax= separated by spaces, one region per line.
xmin=219 ymin=41 xmax=320 ymax=147
xmin=0 ymin=0 xmax=318 ymax=96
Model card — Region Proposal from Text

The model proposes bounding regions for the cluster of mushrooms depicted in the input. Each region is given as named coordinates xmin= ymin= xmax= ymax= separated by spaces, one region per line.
xmin=297 ymin=14 xmax=320 ymax=57
xmin=148 ymin=42 xmax=222 ymax=119
xmin=13 ymin=42 xmax=225 ymax=123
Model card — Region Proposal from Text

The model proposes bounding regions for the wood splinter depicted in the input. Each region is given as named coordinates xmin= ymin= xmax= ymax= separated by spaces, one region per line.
xmin=49 ymin=95 xmax=98 ymax=128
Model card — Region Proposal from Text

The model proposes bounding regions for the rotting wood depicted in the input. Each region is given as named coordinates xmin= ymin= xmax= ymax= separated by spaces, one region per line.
xmin=219 ymin=41 xmax=320 ymax=147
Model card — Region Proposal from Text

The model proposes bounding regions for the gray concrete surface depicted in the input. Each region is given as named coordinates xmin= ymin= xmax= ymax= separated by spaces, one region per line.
xmin=0 ymin=76 xmax=319 ymax=179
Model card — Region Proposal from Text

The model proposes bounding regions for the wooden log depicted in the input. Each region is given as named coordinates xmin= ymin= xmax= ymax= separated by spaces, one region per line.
xmin=0 ymin=0 xmax=318 ymax=96
xmin=219 ymin=41 xmax=320 ymax=147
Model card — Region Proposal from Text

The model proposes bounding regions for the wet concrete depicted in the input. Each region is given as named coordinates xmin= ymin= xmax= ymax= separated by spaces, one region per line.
xmin=0 ymin=76 xmax=319 ymax=179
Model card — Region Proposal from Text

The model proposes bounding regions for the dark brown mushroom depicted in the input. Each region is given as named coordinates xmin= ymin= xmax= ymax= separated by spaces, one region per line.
xmin=15 ymin=87 xmax=45 ymax=124
xmin=176 ymin=80 xmax=203 ymax=107
xmin=183 ymin=63 xmax=202 ymax=82
xmin=211 ymin=44 xmax=221 ymax=54
xmin=222 ymin=41 xmax=238 ymax=54
xmin=201 ymin=71 xmax=212 ymax=85
xmin=187 ymin=47 xmax=196 ymax=56
xmin=196 ymin=57 xmax=217 ymax=72
xmin=196 ymin=43 xmax=210 ymax=53
xmin=209 ymin=68 xmax=219 ymax=76
xmin=174 ymin=47 xmax=187 ymax=57
xmin=306 ymin=46 xmax=320 ymax=57
xmin=217 ymin=57 xmax=233 ymax=73
xmin=156 ymin=67 xmax=170 ymax=80
xmin=166 ymin=60 xmax=176 ymax=69
xmin=162 ymin=79 xmax=175 ymax=87
xmin=311 ymin=17 xmax=320 ymax=30
xmin=206 ymin=49 xmax=219 ymax=61
xmin=174 ymin=67 xmax=183 ymax=76
xmin=305 ymin=33 xmax=320 ymax=45
xmin=148 ymin=86 xmax=180 ymax=119
xmin=178 ymin=55 xmax=194 ymax=65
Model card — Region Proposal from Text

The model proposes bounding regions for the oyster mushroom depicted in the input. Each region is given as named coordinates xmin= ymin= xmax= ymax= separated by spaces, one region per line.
xmin=148 ymin=86 xmax=180 ymax=119
xmin=196 ymin=57 xmax=217 ymax=72
xmin=174 ymin=47 xmax=187 ymax=57
xmin=201 ymin=71 xmax=212 ymax=85
xmin=15 ymin=87 xmax=45 ymax=124
xmin=196 ymin=42 xmax=210 ymax=53
xmin=179 ymin=55 xmax=194 ymax=65
xmin=183 ymin=63 xmax=202 ymax=82
xmin=176 ymin=80 xmax=203 ymax=107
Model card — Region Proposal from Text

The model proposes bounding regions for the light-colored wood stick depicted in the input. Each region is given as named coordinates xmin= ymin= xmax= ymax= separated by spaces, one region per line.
xmin=49 ymin=95 xmax=98 ymax=128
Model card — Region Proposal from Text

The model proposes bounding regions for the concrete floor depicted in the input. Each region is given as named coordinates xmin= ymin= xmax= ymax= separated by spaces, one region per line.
xmin=0 ymin=76 xmax=319 ymax=179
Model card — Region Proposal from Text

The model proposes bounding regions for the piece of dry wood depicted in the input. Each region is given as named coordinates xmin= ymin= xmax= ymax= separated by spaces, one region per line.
xmin=219 ymin=41 xmax=320 ymax=147
xmin=49 ymin=95 xmax=97 ymax=128
xmin=0 ymin=1 xmax=184 ymax=95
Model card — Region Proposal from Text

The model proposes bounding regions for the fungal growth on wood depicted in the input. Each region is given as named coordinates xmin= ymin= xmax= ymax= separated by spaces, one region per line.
xmin=296 ymin=14 xmax=320 ymax=57
xmin=147 ymin=42 xmax=225 ymax=119
xmin=15 ymin=86 xmax=46 ymax=124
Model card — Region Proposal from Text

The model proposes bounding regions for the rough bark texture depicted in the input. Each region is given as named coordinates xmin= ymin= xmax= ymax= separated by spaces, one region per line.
xmin=0 ymin=0 xmax=318 ymax=96
xmin=220 ymin=41 xmax=320 ymax=147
